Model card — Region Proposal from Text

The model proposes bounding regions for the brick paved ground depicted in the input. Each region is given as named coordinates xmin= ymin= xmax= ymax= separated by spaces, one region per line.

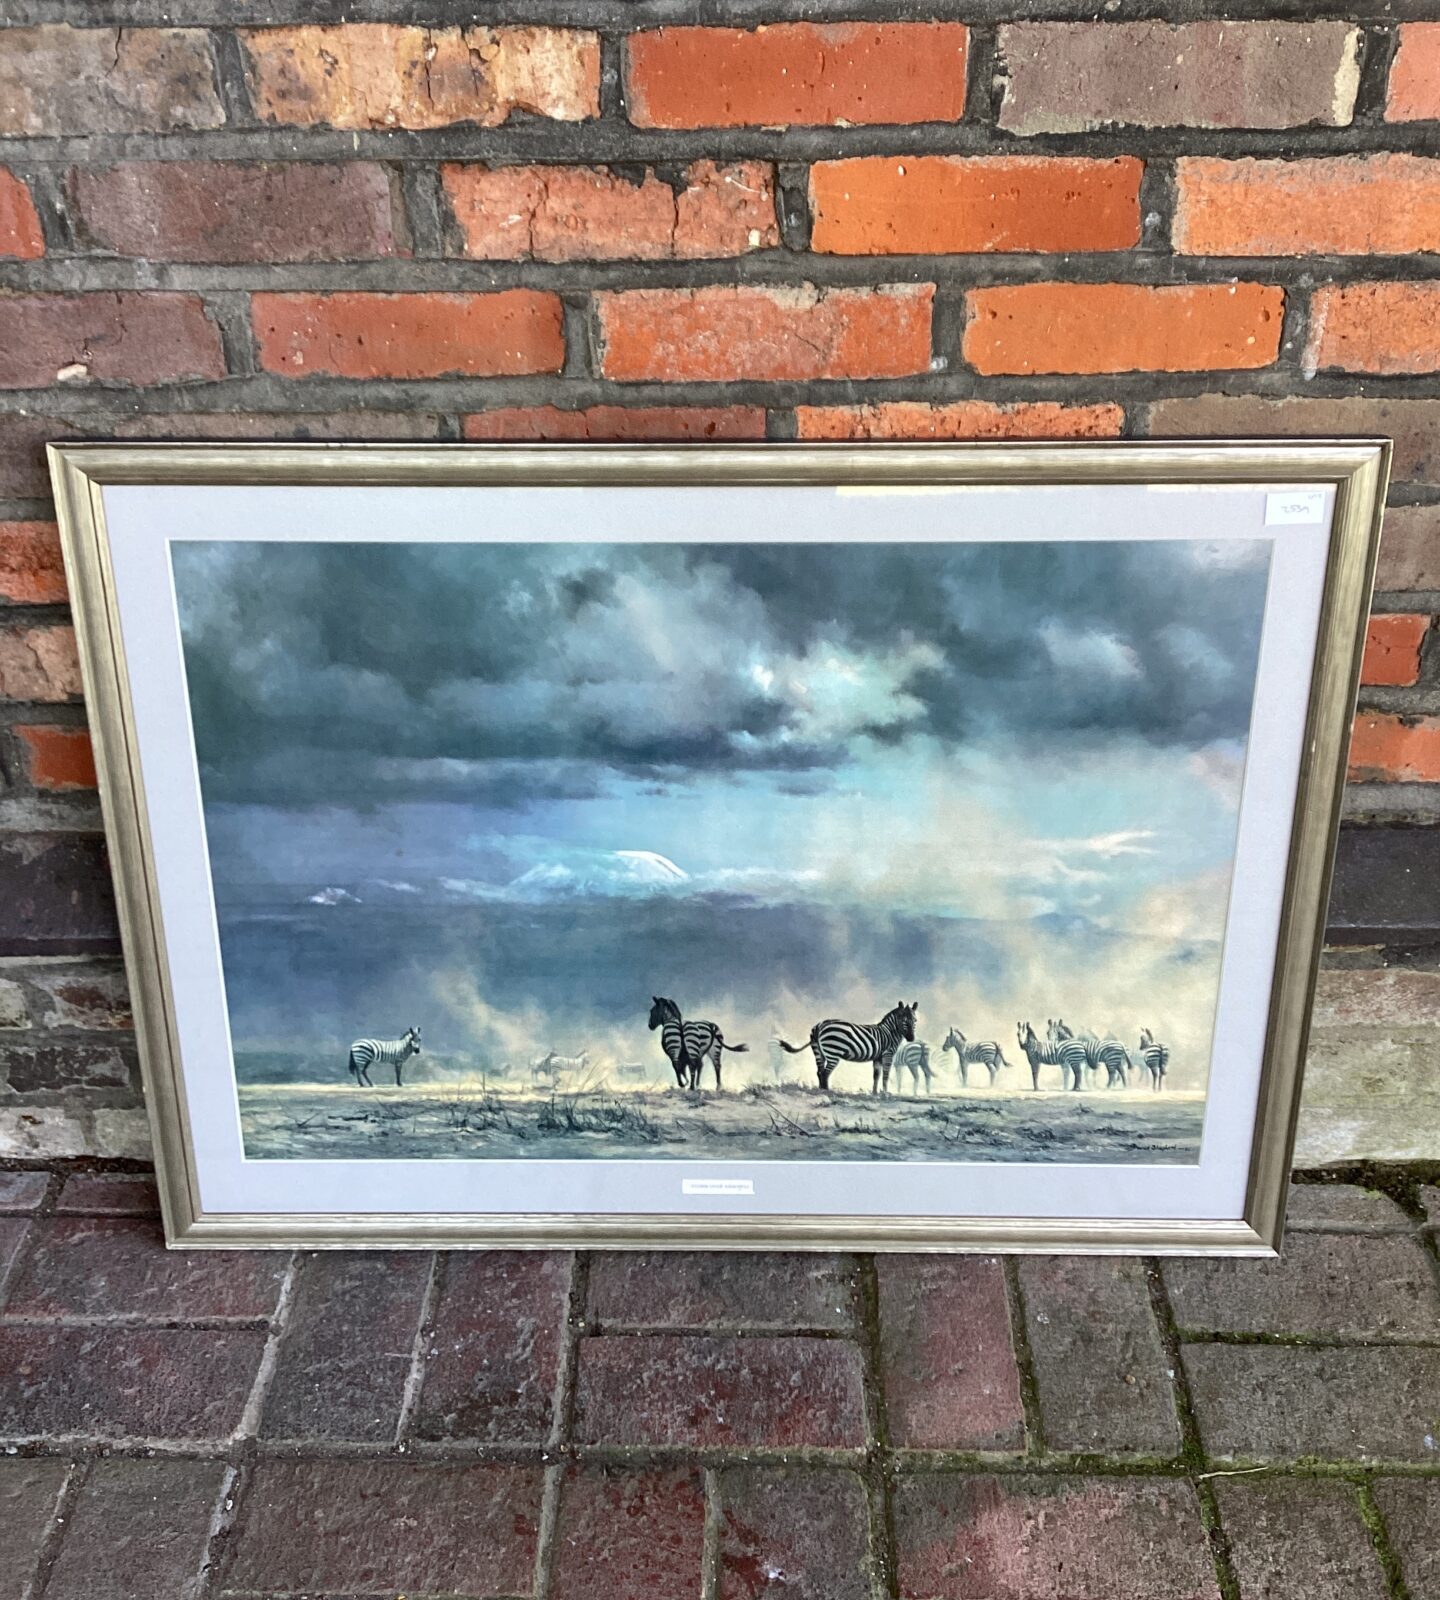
xmin=0 ymin=1166 xmax=1437 ymax=1599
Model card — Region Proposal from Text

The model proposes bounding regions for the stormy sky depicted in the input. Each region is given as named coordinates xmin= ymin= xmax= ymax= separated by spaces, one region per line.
xmin=173 ymin=537 xmax=1270 ymax=934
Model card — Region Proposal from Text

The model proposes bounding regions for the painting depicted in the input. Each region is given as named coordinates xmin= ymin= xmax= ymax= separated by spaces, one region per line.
xmin=50 ymin=442 xmax=1387 ymax=1249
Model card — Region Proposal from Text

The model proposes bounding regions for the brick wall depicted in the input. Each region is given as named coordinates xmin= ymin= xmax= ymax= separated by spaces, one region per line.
xmin=0 ymin=7 xmax=1438 ymax=1157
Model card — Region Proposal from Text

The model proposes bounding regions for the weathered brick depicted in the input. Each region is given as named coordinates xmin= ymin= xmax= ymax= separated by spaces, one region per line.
xmin=796 ymin=400 xmax=1125 ymax=440
xmin=0 ymin=981 xmax=25 ymax=1028
xmin=0 ymin=835 xmax=119 ymax=955
xmin=6 ymin=1216 xmax=285 ymax=1319
xmin=0 ymin=1109 xmax=92 ymax=1160
xmin=0 ymin=627 xmax=81 ymax=703
xmin=412 ymin=1251 xmax=569 ymax=1443
xmin=716 ymin=1467 xmax=875 ymax=1600
xmin=1166 ymin=1231 xmax=1438 ymax=1339
xmin=465 ymin=405 xmax=766 ymax=441
xmin=240 ymin=24 xmax=599 ymax=129
xmin=1309 ymin=282 xmax=1440 ymax=375
xmin=1362 ymin=615 xmax=1429 ymax=687
xmin=0 ymin=1325 xmax=265 ymax=1440
xmin=1285 ymin=1180 xmax=1413 ymax=1230
xmin=1216 ymin=1479 xmax=1388 ymax=1600
xmin=964 ymin=283 xmax=1283 ymax=376
xmin=1019 ymin=1258 xmax=1180 ymax=1456
xmin=0 ymin=1217 xmax=26 ymax=1299
xmin=1387 ymin=24 xmax=1440 ymax=122
xmin=573 ymin=1334 xmax=866 ymax=1449
xmin=1349 ymin=712 xmax=1440 ymax=782
xmin=895 ymin=1473 xmax=1219 ymax=1599
xmin=1423 ymin=1184 xmax=1440 ymax=1225
xmin=70 ymin=161 xmax=404 ymax=263
xmin=877 ymin=1256 xmax=1023 ymax=1451
xmin=43 ymin=1458 xmax=226 ymax=1600
xmin=1176 ymin=155 xmax=1440 ymax=256
xmin=0 ymin=293 xmax=224 ymax=389
xmin=996 ymin=22 xmax=1360 ymax=135
xmin=1378 ymin=505 xmax=1440 ymax=591
xmin=625 ymin=23 xmax=968 ymax=129
xmin=0 ymin=1171 xmax=48 ymax=1212
xmin=0 ymin=524 xmax=65 ymax=606
xmin=0 ymin=1040 xmax=129 ymax=1094
xmin=0 ymin=170 xmax=42 ymax=260
xmin=0 ymin=27 xmax=224 ymax=137
xmin=224 ymin=1460 xmax=543 ymax=1595
xmin=588 ymin=1251 xmax=854 ymax=1330
xmin=55 ymin=1171 xmax=156 ymax=1214
xmin=551 ymin=1466 xmax=705 ymax=1600
xmin=1373 ymin=1479 xmax=1440 ymax=1595
xmin=253 ymin=290 xmax=565 ymax=380
xmin=262 ymin=1252 xmax=431 ymax=1442
xmin=598 ymin=284 xmax=933 ymax=382
xmin=1149 ymin=395 xmax=1440 ymax=486
xmin=0 ymin=1459 xmax=69 ymax=1600
xmin=14 ymin=727 xmax=96 ymax=792
xmin=24 ymin=966 xmax=131 ymax=1031
xmin=811 ymin=156 xmax=1141 ymax=255
xmin=1184 ymin=1343 xmax=1440 ymax=1461
xmin=443 ymin=160 xmax=776 ymax=261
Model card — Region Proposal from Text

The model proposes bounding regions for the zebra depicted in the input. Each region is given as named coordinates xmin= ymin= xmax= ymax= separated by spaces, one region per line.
xmin=778 ymin=1001 xmax=918 ymax=1094
xmin=648 ymin=997 xmax=748 ymax=1091
xmin=942 ymin=1026 xmax=1010 ymax=1088
xmin=889 ymin=1040 xmax=934 ymax=1096
xmin=1016 ymin=1021 xmax=1088 ymax=1091
xmin=1139 ymin=1028 xmax=1170 ymax=1092
xmin=530 ymin=1049 xmax=591 ymax=1089
xmin=1049 ymin=1019 xmax=1129 ymax=1089
xmin=347 ymin=1025 xmax=421 ymax=1087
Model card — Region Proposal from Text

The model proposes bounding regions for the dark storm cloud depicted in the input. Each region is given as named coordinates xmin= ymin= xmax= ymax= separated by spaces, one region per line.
xmin=173 ymin=537 xmax=1269 ymax=806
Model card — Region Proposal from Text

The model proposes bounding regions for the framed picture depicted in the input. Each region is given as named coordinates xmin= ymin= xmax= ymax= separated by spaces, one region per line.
xmin=50 ymin=440 xmax=1387 ymax=1253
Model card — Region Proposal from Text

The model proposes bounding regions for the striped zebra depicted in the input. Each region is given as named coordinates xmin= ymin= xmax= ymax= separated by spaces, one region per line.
xmin=1016 ymin=1021 xmax=1088 ymax=1091
xmin=1139 ymin=1028 xmax=1170 ymax=1092
xmin=778 ymin=1001 xmax=918 ymax=1094
xmin=347 ymin=1025 xmax=421 ymax=1087
xmin=1049 ymin=1019 xmax=1130 ymax=1089
xmin=889 ymin=1040 xmax=934 ymax=1096
xmin=648 ymin=997 xmax=748 ymax=1091
xmin=942 ymin=1026 xmax=1011 ymax=1088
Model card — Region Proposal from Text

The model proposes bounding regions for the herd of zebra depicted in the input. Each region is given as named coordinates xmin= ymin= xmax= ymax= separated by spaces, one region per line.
xmin=343 ymin=1005 xmax=1172 ymax=1096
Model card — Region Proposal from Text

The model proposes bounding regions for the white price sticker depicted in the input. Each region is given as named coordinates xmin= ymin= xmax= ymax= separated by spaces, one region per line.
xmin=682 ymin=1178 xmax=755 ymax=1197
xmin=1264 ymin=490 xmax=1326 ymax=527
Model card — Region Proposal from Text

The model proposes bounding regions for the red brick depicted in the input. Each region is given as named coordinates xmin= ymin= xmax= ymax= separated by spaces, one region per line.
xmin=626 ymin=23 xmax=968 ymax=129
xmin=0 ymin=293 xmax=224 ymax=389
xmin=253 ymin=289 xmax=564 ymax=380
xmin=0 ymin=1459 xmax=70 ymax=1600
xmin=5 ymin=1216 xmax=286 ymax=1319
xmin=0 ymin=170 xmax=42 ymax=260
xmin=1379 ymin=505 xmax=1440 ymax=590
xmin=1019 ymin=1258 xmax=1180 ymax=1456
xmin=225 ymin=1460 xmax=543 ymax=1595
xmin=1387 ymin=24 xmax=1440 ymax=122
xmin=895 ymin=1473 xmax=1219 ymax=1599
xmin=598 ymin=283 xmax=933 ymax=382
xmin=25 ymin=966 xmax=132 ymax=1030
xmin=240 ymin=24 xmax=599 ymax=129
xmin=0 ymin=1324 xmax=265 ymax=1440
xmin=0 ymin=626 xmax=81 ymax=703
xmin=1374 ymin=1480 xmax=1440 ymax=1595
xmin=0 ymin=524 xmax=65 ymax=606
xmin=796 ymin=400 xmax=1125 ymax=440
xmin=413 ymin=1251 xmax=569 ymax=1443
xmin=1349 ymin=712 xmax=1440 ymax=782
xmin=464 ymin=405 xmax=766 ymax=441
xmin=551 ymin=1466 xmax=705 ymax=1600
xmin=811 ymin=156 xmax=1141 ymax=255
xmin=1308 ymin=282 xmax=1440 ymax=375
xmin=14 ymin=726 xmax=96 ymax=792
xmin=0 ymin=27 xmax=224 ymax=137
xmin=1216 ymin=1479 xmax=1388 ymax=1600
xmin=964 ymin=283 xmax=1284 ymax=376
xmin=1362 ymin=614 xmax=1429 ymax=687
xmin=443 ymin=159 xmax=776 ymax=261
xmin=262 ymin=1252 xmax=431 ymax=1442
xmin=996 ymin=21 xmax=1361 ymax=135
xmin=573 ymin=1334 xmax=866 ymax=1449
xmin=0 ymin=1172 xmax=49 ymax=1212
xmin=588 ymin=1251 xmax=855 ymax=1329
xmin=717 ymin=1467 xmax=875 ymax=1600
xmin=1176 ymin=155 xmax=1440 ymax=256
xmin=55 ymin=1172 xmax=156 ymax=1214
xmin=70 ymin=160 xmax=404 ymax=262
xmin=42 ymin=1458 xmax=227 ymax=1600
xmin=877 ymin=1256 xmax=1023 ymax=1451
